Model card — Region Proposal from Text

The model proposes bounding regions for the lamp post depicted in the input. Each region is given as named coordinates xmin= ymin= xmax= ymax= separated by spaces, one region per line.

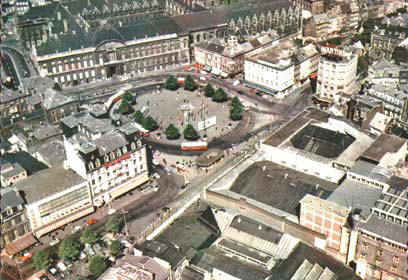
xmin=122 ymin=209 xmax=129 ymax=237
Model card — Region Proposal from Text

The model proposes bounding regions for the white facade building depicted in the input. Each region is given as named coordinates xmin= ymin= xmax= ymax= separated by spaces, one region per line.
xmin=316 ymin=47 xmax=358 ymax=103
xmin=13 ymin=167 xmax=94 ymax=237
xmin=244 ymin=41 xmax=319 ymax=99
xmin=315 ymin=46 xmax=358 ymax=105
xmin=64 ymin=127 xmax=149 ymax=207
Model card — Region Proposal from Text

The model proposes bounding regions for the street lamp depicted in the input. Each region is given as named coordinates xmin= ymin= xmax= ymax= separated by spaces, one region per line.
xmin=122 ymin=209 xmax=129 ymax=237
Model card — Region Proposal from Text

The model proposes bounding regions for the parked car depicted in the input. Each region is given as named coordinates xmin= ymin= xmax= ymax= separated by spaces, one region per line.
xmin=57 ymin=262 xmax=67 ymax=272
xmin=153 ymin=172 xmax=160 ymax=179
xmin=86 ymin=219 xmax=97 ymax=225
xmin=20 ymin=252 xmax=33 ymax=262
xmin=49 ymin=267 xmax=58 ymax=275
xmin=79 ymin=252 xmax=87 ymax=261
xmin=50 ymin=238 xmax=60 ymax=246
xmin=63 ymin=259 xmax=73 ymax=269
xmin=152 ymin=159 xmax=160 ymax=166
xmin=93 ymin=243 xmax=102 ymax=253
xmin=72 ymin=226 xmax=82 ymax=234
xmin=84 ymin=246 xmax=96 ymax=257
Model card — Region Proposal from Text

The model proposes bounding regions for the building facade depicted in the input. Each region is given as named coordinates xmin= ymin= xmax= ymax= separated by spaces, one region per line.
xmin=371 ymin=27 xmax=408 ymax=58
xmin=1 ymin=189 xmax=32 ymax=249
xmin=245 ymin=41 xmax=319 ymax=99
xmin=64 ymin=126 xmax=149 ymax=206
xmin=13 ymin=167 xmax=94 ymax=237
xmin=315 ymin=46 xmax=358 ymax=106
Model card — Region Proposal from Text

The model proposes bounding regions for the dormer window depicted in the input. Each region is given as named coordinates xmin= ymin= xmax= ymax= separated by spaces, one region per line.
xmin=89 ymin=162 xmax=94 ymax=170
xmin=117 ymin=149 xmax=121 ymax=157
xmin=95 ymin=159 xmax=100 ymax=167
xmin=104 ymin=155 xmax=109 ymax=163
xmin=110 ymin=152 xmax=115 ymax=161
xmin=131 ymin=142 xmax=136 ymax=151
xmin=123 ymin=146 xmax=127 ymax=154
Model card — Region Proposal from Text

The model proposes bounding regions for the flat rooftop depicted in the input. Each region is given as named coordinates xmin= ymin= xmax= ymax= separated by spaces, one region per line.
xmin=192 ymin=247 xmax=271 ymax=279
xmin=230 ymin=161 xmax=337 ymax=216
xmin=361 ymin=134 xmax=406 ymax=163
xmin=361 ymin=215 xmax=408 ymax=246
xmin=262 ymin=108 xmax=330 ymax=147
xmin=349 ymin=160 xmax=393 ymax=183
xmin=326 ymin=179 xmax=382 ymax=220
xmin=13 ymin=167 xmax=86 ymax=204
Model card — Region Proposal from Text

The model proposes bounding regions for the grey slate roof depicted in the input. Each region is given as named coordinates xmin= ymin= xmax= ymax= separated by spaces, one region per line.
xmin=13 ymin=167 xmax=86 ymax=204
xmin=326 ymin=179 xmax=382 ymax=221
xmin=1 ymin=188 xmax=24 ymax=211
xmin=42 ymin=88 xmax=75 ymax=110
xmin=35 ymin=141 xmax=66 ymax=167
xmin=360 ymin=215 xmax=408 ymax=246
xmin=1 ymin=162 xmax=26 ymax=180
xmin=349 ymin=160 xmax=393 ymax=183
xmin=32 ymin=125 xmax=62 ymax=141
xmin=94 ymin=130 xmax=129 ymax=155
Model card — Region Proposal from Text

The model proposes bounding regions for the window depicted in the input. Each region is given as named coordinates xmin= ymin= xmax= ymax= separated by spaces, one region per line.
xmin=95 ymin=159 xmax=100 ymax=167
xmin=375 ymin=260 xmax=381 ymax=267
xmin=123 ymin=146 xmax=127 ymax=154
xmin=117 ymin=149 xmax=121 ymax=157
xmin=393 ymin=256 xmax=399 ymax=264
xmin=362 ymin=244 xmax=367 ymax=251
xmin=391 ymin=266 xmax=397 ymax=273
xmin=377 ymin=250 xmax=383 ymax=256
xmin=104 ymin=155 xmax=109 ymax=162
xmin=89 ymin=162 xmax=94 ymax=170
xmin=360 ymin=254 xmax=366 ymax=260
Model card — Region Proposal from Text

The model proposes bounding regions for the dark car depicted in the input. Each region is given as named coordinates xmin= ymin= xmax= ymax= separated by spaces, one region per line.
xmin=237 ymin=90 xmax=245 ymax=95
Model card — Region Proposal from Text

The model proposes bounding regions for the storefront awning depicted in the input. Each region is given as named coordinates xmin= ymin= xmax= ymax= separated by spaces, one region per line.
xmin=211 ymin=68 xmax=221 ymax=75
xmin=204 ymin=65 xmax=212 ymax=72
xmin=244 ymin=81 xmax=277 ymax=95
xmin=5 ymin=233 xmax=37 ymax=256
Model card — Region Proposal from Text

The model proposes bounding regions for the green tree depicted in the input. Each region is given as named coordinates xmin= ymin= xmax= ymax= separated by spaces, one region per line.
xmin=204 ymin=83 xmax=214 ymax=97
xmin=142 ymin=116 xmax=159 ymax=132
xmin=119 ymin=99 xmax=132 ymax=114
xmin=122 ymin=91 xmax=134 ymax=103
xmin=165 ymin=124 xmax=180 ymax=140
xmin=212 ymin=88 xmax=228 ymax=103
xmin=59 ymin=238 xmax=80 ymax=260
xmin=183 ymin=124 xmax=200 ymax=141
xmin=184 ymin=74 xmax=197 ymax=91
xmin=165 ymin=75 xmax=179 ymax=91
xmin=75 ymin=276 xmax=87 ymax=280
xmin=89 ymin=256 xmax=107 ymax=277
xmin=230 ymin=105 xmax=243 ymax=121
xmin=392 ymin=46 xmax=408 ymax=65
xmin=133 ymin=110 xmax=144 ymax=124
xmin=80 ymin=229 xmax=100 ymax=245
xmin=105 ymin=217 xmax=124 ymax=233
xmin=109 ymin=240 xmax=122 ymax=257
xmin=231 ymin=96 xmax=243 ymax=109
xmin=33 ymin=251 xmax=51 ymax=271
xmin=327 ymin=37 xmax=342 ymax=45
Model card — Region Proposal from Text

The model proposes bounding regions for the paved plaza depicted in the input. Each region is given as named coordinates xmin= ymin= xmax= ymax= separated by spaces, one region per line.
xmin=133 ymin=87 xmax=239 ymax=143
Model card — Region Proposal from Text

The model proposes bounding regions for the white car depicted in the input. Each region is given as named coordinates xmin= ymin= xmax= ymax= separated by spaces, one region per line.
xmin=153 ymin=173 xmax=160 ymax=179
xmin=50 ymin=238 xmax=60 ymax=246
xmin=107 ymin=208 xmax=117 ymax=215
xmin=152 ymin=159 xmax=160 ymax=166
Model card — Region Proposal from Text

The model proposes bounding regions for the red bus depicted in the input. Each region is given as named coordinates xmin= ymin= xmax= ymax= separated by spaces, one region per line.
xmin=181 ymin=142 xmax=208 ymax=151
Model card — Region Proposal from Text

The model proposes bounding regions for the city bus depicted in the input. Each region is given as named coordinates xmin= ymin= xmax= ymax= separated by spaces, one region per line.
xmin=181 ymin=142 xmax=208 ymax=151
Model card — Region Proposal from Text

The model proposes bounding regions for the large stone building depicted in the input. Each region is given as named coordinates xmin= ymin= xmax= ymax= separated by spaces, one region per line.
xmin=64 ymin=122 xmax=149 ymax=206
xmin=244 ymin=40 xmax=320 ymax=99
xmin=1 ymin=188 xmax=34 ymax=256
xmin=314 ymin=45 xmax=358 ymax=106
xmin=13 ymin=167 xmax=94 ymax=237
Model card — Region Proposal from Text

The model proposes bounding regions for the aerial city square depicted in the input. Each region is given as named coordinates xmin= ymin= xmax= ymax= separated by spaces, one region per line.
xmin=0 ymin=0 xmax=407 ymax=279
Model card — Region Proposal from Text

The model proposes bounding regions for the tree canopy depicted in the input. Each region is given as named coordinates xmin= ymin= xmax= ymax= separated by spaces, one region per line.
xmin=184 ymin=75 xmax=197 ymax=91
xmin=133 ymin=110 xmax=144 ymax=124
xmin=105 ymin=217 xmax=124 ymax=233
xmin=204 ymin=83 xmax=214 ymax=97
xmin=165 ymin=75 xmax=179 ymax=91
xmin=392 ymin=46 xmax=408 ymax=65
xmin=212 ymin=88 xmax=228 ymax=103
xmin=165 ymin=124 xmax=180 ymax=140
xmin=59 ymin=238 xmax=80 ymax=260
xmin=109 ymin=240 xmax=122 ymax=257
xmin=89 ymin=256 xmax=107 ymax=277
xmin=183 ymin=124 xmax=200 ymax=140
xmin=122 ymin=91 xmax=134 ymax=104
xmin=142 ymin=116 xmax=159 ymax=132
xmin=119 ymin=99 xmax=132 ymax=115
xmin=80 ymin=229 xmax=100 ymax=245
xmin=33 ymin=251 xmax=51 ymax=271
xmin=230 ymin=97 xmax=243 ymax=121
